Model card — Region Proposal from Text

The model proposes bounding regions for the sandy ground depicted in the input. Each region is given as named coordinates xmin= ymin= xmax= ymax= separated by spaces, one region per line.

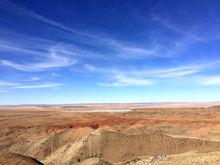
xmin=0 ymin=103 xmax=220 ymax=164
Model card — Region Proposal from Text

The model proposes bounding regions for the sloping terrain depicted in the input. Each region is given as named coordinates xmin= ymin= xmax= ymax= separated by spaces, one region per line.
xmin=9 ymin=127 xmax=220 ymax=164
xmin=0 ymin=104 xmax=220 ymax=164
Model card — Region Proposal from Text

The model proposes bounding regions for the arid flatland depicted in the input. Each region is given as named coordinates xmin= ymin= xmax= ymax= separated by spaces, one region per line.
xmin=0 ymin=103 xmax=220 ymax=165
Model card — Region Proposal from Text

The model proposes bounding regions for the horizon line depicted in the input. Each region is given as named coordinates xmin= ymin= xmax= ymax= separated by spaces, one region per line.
xmin=1 ymin=101 xmax=220 ymax=107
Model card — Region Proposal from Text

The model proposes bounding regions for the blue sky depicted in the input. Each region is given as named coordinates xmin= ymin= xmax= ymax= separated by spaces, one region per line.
xmin=1 ymin=0 xmax=220 ymax=104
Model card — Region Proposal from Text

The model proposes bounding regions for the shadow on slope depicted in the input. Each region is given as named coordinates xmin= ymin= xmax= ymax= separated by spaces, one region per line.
xmin=9 ymin=127 xmax=220 ymax=165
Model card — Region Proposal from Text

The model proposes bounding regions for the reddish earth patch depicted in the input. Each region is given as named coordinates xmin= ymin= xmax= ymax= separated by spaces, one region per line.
xmin=45 ymin=116 xmax=220 ymax=134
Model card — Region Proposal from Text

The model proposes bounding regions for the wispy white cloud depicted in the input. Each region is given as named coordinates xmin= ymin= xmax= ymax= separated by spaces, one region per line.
xmin=85 ymin=64 xmax=154 ymax=87
xmin=0 ymin=0 xmax=87 ymax=38
xmin=0 ymin=42 xmax=45 ymax=55
xmin=85 ymin=60 xmax=220 ymax=87
xmin=0 ymin=81 xmax=20 ymax=86
xmin=131 ymin=65 xmax=203 ymax=78
xmin=85 ymin=62 xmax=210 ymax=79
xmin=1 ymin=0 xmax=220 ymax=90
xmin=151 ymin=14 xmax=204 ymax=41
xmin=29 ymin=77 xmax=42 ymax=81
xmin=151 ymin=14 xmax=203 ymax=41
xmin=99 ymin=74 xmax=153 ymax=87
xmin=198 ymin=76 xmax=220 ymax=85
xmin=1 ymin=0 xmax=214 ymax=63
xmin=0 ymin=80 xmax=60 ymax=89
xmin=0 ymin=55 xmax=75 ymax=71
xmin=100 ymin=38 xmax=160 ymax=58
xmin=97 ymin=66 xmax=198 ymax=87
xmin=84 ymin=64 xmax=97 ymax=72
xmin=0 ymin=43 xmax=76 ymax=71
xmin=16 ymin=83 xmax=60 ymax=89
xmin=0 ymin=1 xmax=164 ymax=59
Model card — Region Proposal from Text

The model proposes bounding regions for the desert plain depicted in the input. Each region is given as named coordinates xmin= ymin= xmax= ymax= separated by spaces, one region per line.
xmin=0 ymin=103 xmax=220 ymax=165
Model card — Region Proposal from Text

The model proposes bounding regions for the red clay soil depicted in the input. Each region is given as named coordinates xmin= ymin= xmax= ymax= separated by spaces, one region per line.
xmin=46 ymin=116 xmax=220 ymax=134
